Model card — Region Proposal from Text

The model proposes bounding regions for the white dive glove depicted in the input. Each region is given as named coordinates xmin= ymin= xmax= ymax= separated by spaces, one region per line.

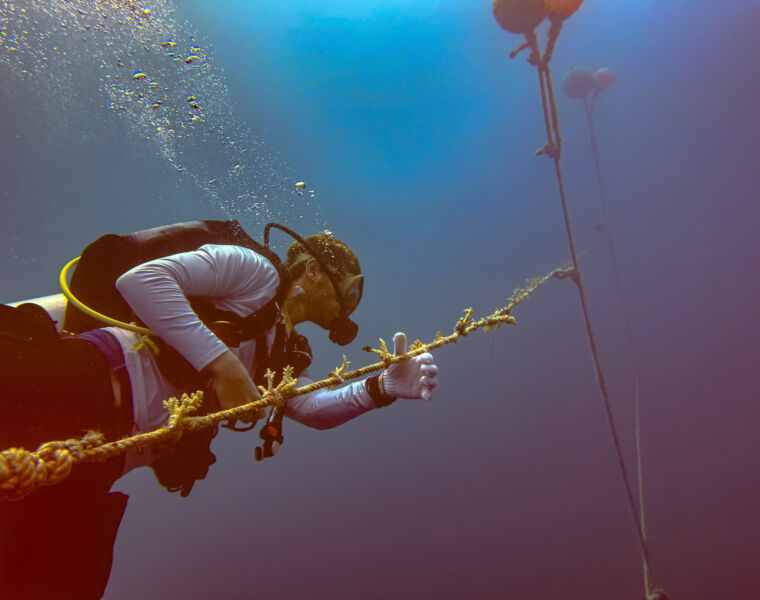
xmin=380 ymin=332 xmax=439 ymax=401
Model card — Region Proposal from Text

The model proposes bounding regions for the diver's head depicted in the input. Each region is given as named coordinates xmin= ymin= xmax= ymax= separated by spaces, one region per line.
xmin=283 ymin=232 xmax=363 ymax=345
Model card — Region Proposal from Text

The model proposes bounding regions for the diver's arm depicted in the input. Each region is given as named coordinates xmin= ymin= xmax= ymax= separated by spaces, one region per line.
xmin=285 ymin=333 xmax=438 ymax=429
xmin=115 ymin=244 xmax=278 ymax=371
xmin=203 ymin=350 xmax=265 ymax=418
xmin=285 ymin=375 xmax=378 ymax=430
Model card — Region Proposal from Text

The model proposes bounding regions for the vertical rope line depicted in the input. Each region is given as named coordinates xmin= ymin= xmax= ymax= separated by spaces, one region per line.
xmin=582 ymin=97 xmax=597 ymax=152
xmin=535 ymin=43 xmax=654 ymax=581
xmin=550 ymin=136 xmax=653 ymax=589
xmin=586 ymin=95 xmax=654 ymax=596
xmin=529 ymin=36 xmax=557 ymax=152
xmin=544 ymin=63 xmax=563 ymax=156
xmin=584 ymin=99 xmax=639 ymax=370
xmin=635 ymin=378 xmax=652 ymax=596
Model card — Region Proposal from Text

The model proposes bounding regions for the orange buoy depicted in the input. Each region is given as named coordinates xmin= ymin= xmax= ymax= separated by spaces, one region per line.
xmin=492 ymin=0 xmax=546 ymax=34
xmin=543 ymin=0 xmax=582 ymax=18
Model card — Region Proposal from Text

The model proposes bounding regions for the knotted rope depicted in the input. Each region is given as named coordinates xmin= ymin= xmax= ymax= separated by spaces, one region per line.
xmin=0 ymin=261 xmax=568 ymax=502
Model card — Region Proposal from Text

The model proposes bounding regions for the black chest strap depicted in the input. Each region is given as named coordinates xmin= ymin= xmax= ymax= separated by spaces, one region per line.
xmin=189 ymin=297 xmax=280 ymax=349
xmin=251 ymin=321 xmax=312 ymax=389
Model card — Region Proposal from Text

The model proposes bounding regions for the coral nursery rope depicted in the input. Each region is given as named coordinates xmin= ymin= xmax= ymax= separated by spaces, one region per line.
xmin=0 ymin=263 xmax=570 ymax=502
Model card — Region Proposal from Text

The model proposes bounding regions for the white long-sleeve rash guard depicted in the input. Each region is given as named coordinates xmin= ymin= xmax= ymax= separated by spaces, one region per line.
xmin=111 ymin=244 xmax=376 ymax=436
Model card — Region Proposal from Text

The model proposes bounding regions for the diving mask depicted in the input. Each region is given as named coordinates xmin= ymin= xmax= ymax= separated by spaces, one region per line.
xmin=328 ymin=272 xmax=363 ymax=346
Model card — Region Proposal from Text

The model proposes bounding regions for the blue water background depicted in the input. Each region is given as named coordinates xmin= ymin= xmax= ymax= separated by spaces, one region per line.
xmin=1 ymin=0 xmax=760 ymax=598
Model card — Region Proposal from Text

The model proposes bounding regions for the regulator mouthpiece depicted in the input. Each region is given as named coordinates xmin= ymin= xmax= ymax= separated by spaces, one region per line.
xmin=329 ymin=316 xmax=358 ymax=346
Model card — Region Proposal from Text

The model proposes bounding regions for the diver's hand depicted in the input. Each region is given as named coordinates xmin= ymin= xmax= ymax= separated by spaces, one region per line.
xmin=380 ymin=332 xmax=438 ymax=401
xmin=203 ymin=350 xmax=265 ymax=423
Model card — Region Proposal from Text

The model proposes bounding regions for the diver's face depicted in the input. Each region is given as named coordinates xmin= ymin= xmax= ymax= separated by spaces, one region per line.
xmin=303 ymin=263 xmax=343 ymax=329
xmin=299 ymin=258 xmax=363 ymax=330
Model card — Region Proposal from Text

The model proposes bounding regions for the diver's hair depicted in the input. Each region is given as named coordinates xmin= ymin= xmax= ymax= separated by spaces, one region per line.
xmin=285 ymin=232 xmax=360 ymax=279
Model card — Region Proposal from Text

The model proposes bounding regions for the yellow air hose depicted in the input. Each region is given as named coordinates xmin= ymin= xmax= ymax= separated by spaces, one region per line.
xmin=59 ymin=256 xmax=152 ymax=336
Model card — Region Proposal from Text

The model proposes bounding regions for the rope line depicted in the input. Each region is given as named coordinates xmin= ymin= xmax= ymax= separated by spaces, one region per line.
xmin=635 ymin=379 xmax=651 ymax=595
xmin=583 ymin=85 xmax=662 ymax=599
xmin=582 ymin=97 xmax=639 ymax=372
xmin=0 ymin=261 xmax=573 ymax=502
xmin=513 ymin=26 xmax=654 ymax=586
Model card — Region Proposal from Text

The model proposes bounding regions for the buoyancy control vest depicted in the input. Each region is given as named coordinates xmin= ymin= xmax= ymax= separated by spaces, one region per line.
xmin=64 ymin=220 xmax=287 ymax=334
xmin=64 ymin=220 xmax=312 ymax=392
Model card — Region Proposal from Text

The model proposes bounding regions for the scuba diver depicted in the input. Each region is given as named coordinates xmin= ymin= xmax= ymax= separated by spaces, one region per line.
xmin=0 ymin=219 xmax=438 ymax=599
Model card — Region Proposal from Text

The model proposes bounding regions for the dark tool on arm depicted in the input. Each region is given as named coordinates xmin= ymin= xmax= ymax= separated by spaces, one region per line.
xmin=255 ymin=404 xmax=285 ymax=461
